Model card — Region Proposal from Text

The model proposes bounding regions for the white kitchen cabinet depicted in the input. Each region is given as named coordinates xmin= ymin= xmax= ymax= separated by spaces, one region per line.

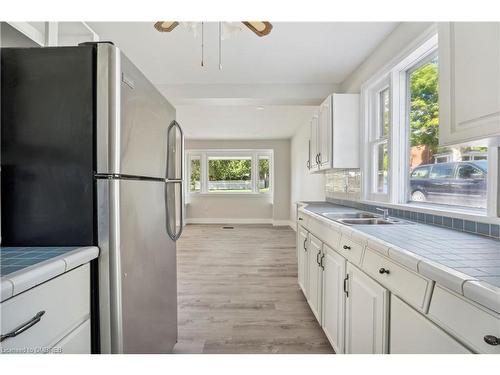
xmin=318 ymin=96 xmax=332 ymax=170
xmin=52 ymin=319 xmax=91 ymax=354
xmin=307 ymin=234 xmax=323 ymax=324
xmin=309 ymin=94 xmax=359 ymax=173
xmin=321 ymin=245 xmax=346 ymax=354
xmin=390 ymin=295 xmax=471 ymax=354
xmin=309 ymin=113 xmax=319 ymax=170
xmin=0 ymin=264 xmax=91 ymax=354
xmin=345 ymin=263 xmax=389 ymax=354
xmin=297 ymin=226 xmax=309 ymax=296
xmin=439 ymin=22 xmax=500 ymax=146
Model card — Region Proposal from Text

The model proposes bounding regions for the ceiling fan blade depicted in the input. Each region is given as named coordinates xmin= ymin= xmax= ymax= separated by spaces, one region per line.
xmin=154 ymin=21 xmax=180 ymax=32
xmin=242 ymin=22 xmax=273 ymax=37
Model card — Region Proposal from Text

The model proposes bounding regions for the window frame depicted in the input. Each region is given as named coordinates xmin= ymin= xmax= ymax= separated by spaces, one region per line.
xmin=360 ymin=25 xmax=499 ymax=220
xmin=185 ymin=149 xmax=274 ymax=197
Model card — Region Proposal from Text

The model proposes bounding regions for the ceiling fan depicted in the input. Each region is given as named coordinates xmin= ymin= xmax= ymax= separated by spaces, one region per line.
xmin=154 ymin=21 xmax=273 ymax=69
xmin=154 ymin=21 xmax=273 ymax=37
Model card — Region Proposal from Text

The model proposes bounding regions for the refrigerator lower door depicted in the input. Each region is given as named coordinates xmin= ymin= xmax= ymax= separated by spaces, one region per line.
xmin=99 ymin=178 xmax=177 ymax=353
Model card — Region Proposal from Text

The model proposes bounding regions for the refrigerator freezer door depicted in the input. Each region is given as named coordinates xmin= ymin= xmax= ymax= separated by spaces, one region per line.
xmin=102 ymin=178 xmax=177 ymax=353
xmin=96 ymin=44 xmax=176 ymax=179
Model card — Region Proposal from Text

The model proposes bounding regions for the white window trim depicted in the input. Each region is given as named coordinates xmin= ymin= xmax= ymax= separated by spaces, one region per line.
xmin=185 ymin=149 xmax=274 ymax=198
xmin=360 ymin=23 xmax=499 ymax=220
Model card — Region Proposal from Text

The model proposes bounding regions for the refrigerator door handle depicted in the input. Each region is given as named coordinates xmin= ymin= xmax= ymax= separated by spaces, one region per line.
xmin=165 ymin=120 xmax=184 ymax=181
xmin=165 ymin=181 xmax=183 ymax=241
xmin=165 ymin=120 xmax=184 ymax=241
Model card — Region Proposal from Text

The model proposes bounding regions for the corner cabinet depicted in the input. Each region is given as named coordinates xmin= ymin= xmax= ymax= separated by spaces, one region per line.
xmin=439 ymin=22 xmax=500 ymax=146
xmin=297 ymin=226 xmax=309 ymax=296
xmin=309 ymin=94 xmax=359 ymax=173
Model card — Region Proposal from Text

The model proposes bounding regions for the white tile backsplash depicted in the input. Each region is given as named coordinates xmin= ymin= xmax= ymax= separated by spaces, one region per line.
xmin=325 ymin=169 xmax=361 ymax=201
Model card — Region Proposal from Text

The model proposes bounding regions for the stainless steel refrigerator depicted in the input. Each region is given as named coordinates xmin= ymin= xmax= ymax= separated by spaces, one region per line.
xmin=1 ymin=42 xmax=183 ymax=353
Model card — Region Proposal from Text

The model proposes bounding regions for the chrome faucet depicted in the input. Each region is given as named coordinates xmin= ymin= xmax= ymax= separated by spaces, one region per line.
xmin=376 ymin=208 xmax=389 ymax=220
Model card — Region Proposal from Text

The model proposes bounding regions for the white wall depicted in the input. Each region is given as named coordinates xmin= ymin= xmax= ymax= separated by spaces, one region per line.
xmin=340 ymin=22 xmax=434 ymax=93
xmin=289 ymin=121 xmax=326 ymax=223
xmin=288 ymin=23 xmax=435 ymax=216
xmin=185 ymin=139 xmax=291 ymax=225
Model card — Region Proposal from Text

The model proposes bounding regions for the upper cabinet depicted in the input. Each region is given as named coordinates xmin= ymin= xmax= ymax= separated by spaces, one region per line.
xmin=309 ymin=94 xmax=359 ymax=173
xmin=439 ymin=22 xmax=500 ymax=146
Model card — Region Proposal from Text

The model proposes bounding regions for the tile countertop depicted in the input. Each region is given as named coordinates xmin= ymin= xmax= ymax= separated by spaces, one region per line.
xmin=1 ymin=246 xmax=99 ymax=302
xmin=299 ymin=202 xmax=500 ymax=314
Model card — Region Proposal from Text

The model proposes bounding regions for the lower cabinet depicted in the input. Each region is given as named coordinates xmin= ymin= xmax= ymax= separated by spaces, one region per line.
xmin=307 ymin=234 xmax=323 ymax=324
xmin=297 ymin=226 xmax=309 ymax=296
xmin=321 ymin=245 xmax=346 ymax=354
xmin=390 ymin=295 xmax=471 ymax=354
xmin=0 ymin=264 xmax=91 ymax=354
xmin=345 ymin=263 xmax=389 ymax=354
xmin=52 ymin=319 xmax=91 ymax=354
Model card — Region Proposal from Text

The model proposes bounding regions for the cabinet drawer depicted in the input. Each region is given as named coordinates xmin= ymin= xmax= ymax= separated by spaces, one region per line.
xmin=428 ymin=285 xmax=500 ymax=354
xmin=306 ymin=216 xmax=341 ymax=251
xmin=362 ymin=248 xmax=433 ymax=311
xmin=0 ymin=264 xmax=90 ymax=353
xmin=337 ymin=236 xmax=364 ymax=265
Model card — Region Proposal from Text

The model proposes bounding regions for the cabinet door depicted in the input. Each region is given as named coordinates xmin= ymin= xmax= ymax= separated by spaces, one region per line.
xmin=439 ymin=22 xmax=500 ymax=145
xmin=309 ymin=114 xmax=319 ymax=171
xmin=307 ymin=234 xmax=323 ymax=323
xmin=297 ymin=226 xmax=309 ymax=296
xmin=345 ymin=263 xmax=389 ymax=354
xmin=318 ymin=96 xmax=332 ymax=170
xmin=321 ymin=245 xmax=346 ymax=354
xmin=52 ymin=319 xmax=91 ymax=354
xmin=390 ymin=295 xmax=471 ymax=354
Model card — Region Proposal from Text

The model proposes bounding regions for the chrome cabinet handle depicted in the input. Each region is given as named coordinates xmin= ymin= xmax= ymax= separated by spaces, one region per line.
xmin=298 ymin=217 xmax=303 ymax=221
xmin=303 ymin=238 xmax=307 ymax=251
xmin=318 ymin=152 xmax=321 ymax=163
xmin=320 ymin=254 xmax=325 ymax=270
xmin=316 ymin=250 xmax=321 ymax=265
xmin=0 ymin=311 xmax=45 ymax=342
xmin=484 ymin=335 xmax=499 ymax=346
xmin=379 ymin=268 xmax=390 ymax=274
xmin=306 ymin=160 xmax=311 ymax=169
xmin=343 ymin=245 xmax=351 ymax=250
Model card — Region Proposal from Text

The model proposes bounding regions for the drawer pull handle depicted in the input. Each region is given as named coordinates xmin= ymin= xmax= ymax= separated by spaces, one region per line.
xmin=0 ymin=311 xmax=45 ymax=342
xmin=298 ymin=217 xmax=303 ymax=221
xmin=379 ymin=268 xmax=390 ymax=274
xmin=484 ymin=335 xmax=499 ymax=346
xmin=303 ymin=238 xmax=308 ymax=252
xmin=343 ymin=245 xmax=351 ymax=250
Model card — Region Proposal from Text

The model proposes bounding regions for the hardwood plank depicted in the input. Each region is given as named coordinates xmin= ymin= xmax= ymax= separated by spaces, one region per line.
xmin=175 ymin=224 xmax=334 ymax=354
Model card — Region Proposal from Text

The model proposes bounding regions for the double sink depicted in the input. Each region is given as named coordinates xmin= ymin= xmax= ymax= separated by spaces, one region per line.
xmin=320 ymin=211 xmax=412 ymax=226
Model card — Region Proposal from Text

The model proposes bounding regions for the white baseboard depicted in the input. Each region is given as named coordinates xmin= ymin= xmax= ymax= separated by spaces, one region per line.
xmin=185 ymin=218 xmax=295 ymax=230
xmin=272 ymin=220 xmax=296 ymax=230
xmin=185 ymin=218 xmax=273 ymax=225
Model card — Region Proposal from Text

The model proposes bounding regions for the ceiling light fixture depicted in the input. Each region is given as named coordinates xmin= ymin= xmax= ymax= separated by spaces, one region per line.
xmin=154 ymin=21 xmax=273 ymax=69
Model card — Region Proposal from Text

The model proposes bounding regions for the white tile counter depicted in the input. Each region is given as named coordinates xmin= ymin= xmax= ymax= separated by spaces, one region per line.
xmin=1 ymin=246 xmax=99 ymax=302
xmin=299 ymin=202 xmax=500 ymax=314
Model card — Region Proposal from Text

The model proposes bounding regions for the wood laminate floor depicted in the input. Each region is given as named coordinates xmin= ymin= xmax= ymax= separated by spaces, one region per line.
xmin=174 ymin=224 xmax=334 ymax=354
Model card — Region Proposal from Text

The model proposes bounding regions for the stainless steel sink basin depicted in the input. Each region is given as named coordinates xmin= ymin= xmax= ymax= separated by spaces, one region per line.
xmin=321 ymin=212 xmax=380 ymax=220
xmin=337 ymin=218 xmax=412 ymax=225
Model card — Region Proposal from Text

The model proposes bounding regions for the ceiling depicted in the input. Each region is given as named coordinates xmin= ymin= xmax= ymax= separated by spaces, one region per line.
xmin=176 ymin=105 xmax=317 ymax=140
xmin=87 ymin=22 xmax=398 ymax=139
xmin=88 ymin=22 xmax=397 ymax=86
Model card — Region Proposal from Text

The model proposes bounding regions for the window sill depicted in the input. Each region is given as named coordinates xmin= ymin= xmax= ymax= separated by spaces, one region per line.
xmin=359 ymin=200 xmax=498 ymax=225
